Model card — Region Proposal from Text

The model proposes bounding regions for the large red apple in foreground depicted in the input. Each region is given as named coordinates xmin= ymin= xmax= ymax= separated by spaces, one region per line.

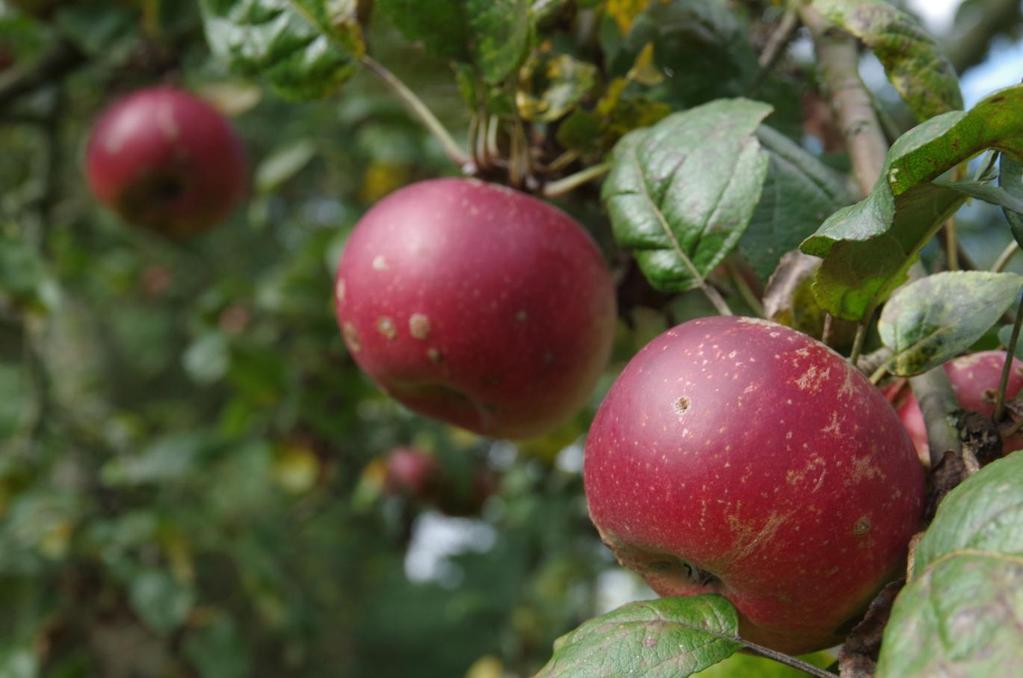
xmin=334 ymin=178 xmax=616 ymax=439
xmin=584 ymin=316 xmax=924 ymax=654
xmin=85 ymin=86 xmax=247 ymax=237
xmin=897 ymin=350 xmax=1023 ymax=461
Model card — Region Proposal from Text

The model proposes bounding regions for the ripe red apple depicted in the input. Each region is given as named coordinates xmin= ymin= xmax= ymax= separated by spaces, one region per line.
xmin=85 ymin=86 xmax=247 ymax=238
xmin=384 ymin=447 xmax=441 ymax=500
xmin=897 ymin=350 xmax=1023 ymax=461
xmin=334 ymin=178 xmax=617 ymax=439
xmin=584 ymin=316 xmax=924 ymax=654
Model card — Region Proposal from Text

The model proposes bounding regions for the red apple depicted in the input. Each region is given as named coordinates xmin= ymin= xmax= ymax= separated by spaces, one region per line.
xmin=384 ymin=447 xmax=441 ymax=500
xmin=85 ymin=86 xmax=247 ymax=238
xmin=897 ymin=350 xmax=1023 ymax=462
xmin=584 ymin=316 xmax=924 ymax=654
xmin=334 ymin=178 xmax=617 ymax=439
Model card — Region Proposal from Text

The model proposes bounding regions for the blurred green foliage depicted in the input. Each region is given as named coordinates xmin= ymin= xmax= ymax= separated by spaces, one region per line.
xmin=0 ymin=0 xmax=1018 ymax=676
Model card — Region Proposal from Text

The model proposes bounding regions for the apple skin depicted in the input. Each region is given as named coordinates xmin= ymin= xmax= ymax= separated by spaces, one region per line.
xmin=384 ymin=447 xmax=441 ymax=500
xmin=334 ymin=178 xmax=617 ymax=439
xmin=85 ymin=87 xmax=247 ymax=238
xmin=584 ymin=316 xmax=924 ymax=654
xmin=897 ymin=351 xmax=1023 ymax=461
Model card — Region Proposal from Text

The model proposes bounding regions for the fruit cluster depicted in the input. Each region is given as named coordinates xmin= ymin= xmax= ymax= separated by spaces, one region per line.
xmin=86 ymin=88 xmax=1012 ymax=655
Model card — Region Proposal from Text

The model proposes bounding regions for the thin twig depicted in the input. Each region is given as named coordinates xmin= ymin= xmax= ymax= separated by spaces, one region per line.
xmin=800 ymin=6 xmax=888 ymax=196
xmin=727 ymin=260 xmax=764 ymax=317
xmin=0 ymin=38 xmax=86 ymax=111
xmin=995 ymin=291 xmax=1023 ymax=422
xmin=743 ymin=641 xmax=835 ymax=678
xmin=360 ymin=55 xmax=474 ymax=172
xmin=992 ymin=241 xmax=1019 ymax=273
xmin=944 ymin=218 xmax=959 ymax=270
xmin=542 ymin=163 xmax=610 ymax=198
xmin=849 ymin=321 xmax=868 ymax=367
xmin=756 ymin=8 xmax=799 ymax=73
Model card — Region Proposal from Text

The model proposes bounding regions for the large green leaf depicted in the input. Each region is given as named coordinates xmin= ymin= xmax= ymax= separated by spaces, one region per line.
xmin=801 ymin=85 xmax=1023 ymax=320
xmin=377 ymin=0 xmax=469 ymax=61
xmin=999 ymin=153 xmax=1023 ymax=247
xmin=812 ymin=0 xmax=962 ymax=120
xmin=877 ymin=271 xmax=1023 ymax=376
xmin=537 ymin=596 xmax=740 ymax=678
xmin=467 ymin=0 xmax=530 ymax=84
xmin=603 ymin=99 xmax=772 ymax=292
xmin=200 ymin=0 xmax=364 ymax=100
xmin=739 ymin=126 xmax=852 ymax=281
xmin=878 ymin=452 xmax=1023 ymax=676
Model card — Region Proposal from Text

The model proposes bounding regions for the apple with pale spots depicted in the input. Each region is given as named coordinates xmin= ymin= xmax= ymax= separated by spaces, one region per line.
xmin=334 ymin=178 xmax=617 ymax=439
xmin=584 ymin=316 xmax=924 ymax=654
xmin=896 ymin=350 xmax=1023 ymax=462
xmin=85 ymin=86 xmax=247 ymax=237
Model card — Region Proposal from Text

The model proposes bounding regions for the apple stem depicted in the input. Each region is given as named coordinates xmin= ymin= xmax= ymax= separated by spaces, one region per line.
xmin=741 ymin=640 xmax=835 ymax=678
xmin=541 ymin=163 xmax=610 ymax=199
xmin=726 ymin=260 xmax=765 ymax=317
xmin=994 ymin=291 xmax=1023 ymax=422
xmin=848 ymin=321 xmax=867 ymax=367
xmin=359 ymin=55 xmax=475 ymax=173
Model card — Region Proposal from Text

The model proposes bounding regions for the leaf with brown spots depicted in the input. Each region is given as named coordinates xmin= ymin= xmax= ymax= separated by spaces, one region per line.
xmin=877 ymin=271 xmax=1023 ymax=376
xmin=536 ymin=595 xmax=741 ymax=678
xmin=802 ymin=85 xmax=1023 ymax=321
xmin=878 ymin=452 xmax=1023 ymax=676
xmin=812 ymin=0 xmax=962 ymax=121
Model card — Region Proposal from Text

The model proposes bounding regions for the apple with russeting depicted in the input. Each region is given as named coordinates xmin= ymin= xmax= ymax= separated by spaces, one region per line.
xmin=584 ymin=316 xmax=925 ymax=654
xmin=334 ymin=178 xmax=617 ymax=439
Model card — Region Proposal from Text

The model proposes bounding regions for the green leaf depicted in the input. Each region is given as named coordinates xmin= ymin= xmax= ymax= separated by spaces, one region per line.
xmin=377 ymin=0 xmax=469 ymax=61
xmin=603 ymin=98 xmax=772 ymax=292
xmin=886 ymin=86 xmax=1023 ymax=194
xmin=877 ymin=452 xmax=1023 ymax=676
xmin=183 ymin=332 xmax=231 ymax=385
xmin=517 ymin=51 xmax=598 ymax=123
xmin=184 ymin=614 xmax=251 ymax=678
xmin=537 ymin=596 xmax=740 ymax=678
xmin=129 ymin=569 xmax=195 ymax=635
xmin=101 ymin=434 xmax=207 ymax=486
xmin=55 ymin=1 xmax=136 ymax=55
xmin=0 ymin=233 xmax=60 ymax=313
xmin=935 ymin=177 xmax=1023 ymax=214
xmin=877 ymin=271 xmax=1023 ymax=376
xmin=740 ymin=126 xmax=852 ymax=280
xmin=812 ymin=0 xmax=962 ymax=120
xmin=626 ymin=0 xmax=756 ymax=107
xmin=0 ymin=363 xmax=31 ymax=441
xmin=999 ymin=153 xmax=1023 ymax=247
xmin=255 ymin=139 xmax=318 ymax=193
xmin=801 ymin=85 xmax=1023 ymax=320
xmin=200 ymin=0 xmax=364 ymax=100
xmin=467 ymin=0 xmax=530 ymax=84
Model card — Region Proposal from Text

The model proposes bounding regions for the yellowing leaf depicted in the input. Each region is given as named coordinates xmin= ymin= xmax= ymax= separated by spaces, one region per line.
xmin=607 ymin=0 xmax=652 ymax=33
xmin=273 ymin=444 xmax=320 ymax=494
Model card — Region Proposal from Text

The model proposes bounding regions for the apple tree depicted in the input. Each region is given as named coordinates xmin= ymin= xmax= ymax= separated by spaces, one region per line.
xmin=3 ymin=0 xmax=1023 ymax=676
